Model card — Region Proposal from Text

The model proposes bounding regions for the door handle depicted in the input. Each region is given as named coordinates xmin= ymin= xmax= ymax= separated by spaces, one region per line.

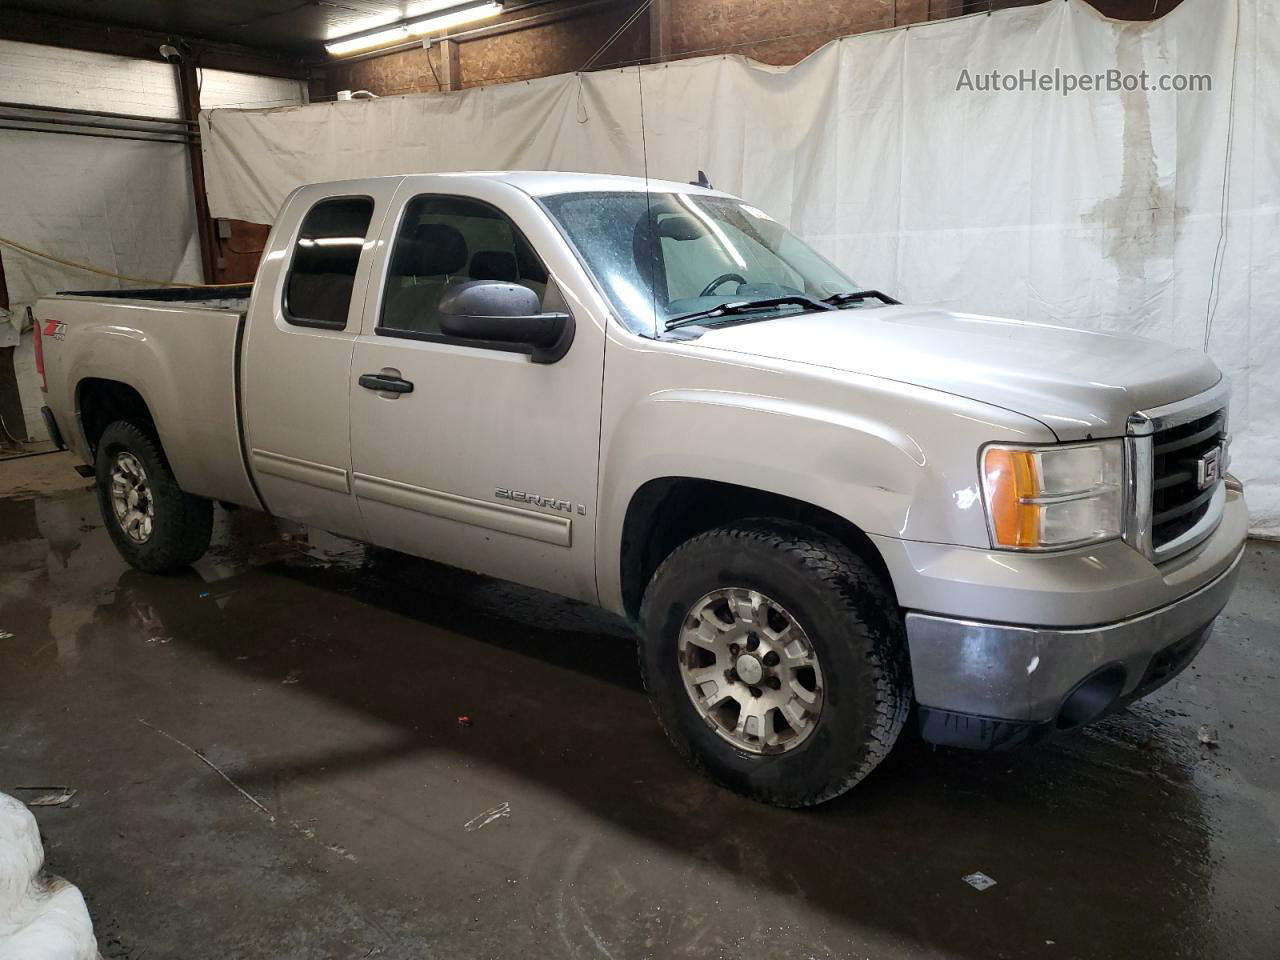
xmin=359 ymin=372 xmax=414 ymax=394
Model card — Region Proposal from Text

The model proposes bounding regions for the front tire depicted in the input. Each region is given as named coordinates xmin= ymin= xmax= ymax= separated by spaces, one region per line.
xmin=95 ymin=419 xmax=213 ymax=574
xmin=639 ymin=520 xmax=911 ymax=807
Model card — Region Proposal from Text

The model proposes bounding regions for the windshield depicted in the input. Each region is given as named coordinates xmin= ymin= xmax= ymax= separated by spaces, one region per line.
xmin=538 ymin=191 xmax=864 ymax=338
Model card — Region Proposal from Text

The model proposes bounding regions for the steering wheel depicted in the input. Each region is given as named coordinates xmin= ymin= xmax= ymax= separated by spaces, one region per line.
xmin=699 ymin=273 xmax=747 ymax=297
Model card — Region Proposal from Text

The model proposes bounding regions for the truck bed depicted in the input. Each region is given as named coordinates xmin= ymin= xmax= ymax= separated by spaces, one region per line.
xmin=36 ymin=288 xmax=261 ymax=511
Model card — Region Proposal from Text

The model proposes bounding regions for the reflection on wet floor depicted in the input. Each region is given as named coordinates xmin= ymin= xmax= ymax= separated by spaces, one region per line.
xmin=2 ymin=487 xmax=1278 ymax=960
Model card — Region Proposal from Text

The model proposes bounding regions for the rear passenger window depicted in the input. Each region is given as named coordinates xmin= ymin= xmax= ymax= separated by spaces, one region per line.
xmin=379 ymin=195 xmax=549 ymax=339
xmin=284 ymin=196 xmax=374 ymax=329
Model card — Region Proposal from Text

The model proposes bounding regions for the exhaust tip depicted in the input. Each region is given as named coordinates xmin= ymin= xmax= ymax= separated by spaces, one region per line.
xmin=1057 ymin=666 xmax=1126 ymax=730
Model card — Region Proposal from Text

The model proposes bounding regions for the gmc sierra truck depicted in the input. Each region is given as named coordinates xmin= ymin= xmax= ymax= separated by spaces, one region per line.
xmin=34 ymin=172 xmax=1248 ymax=807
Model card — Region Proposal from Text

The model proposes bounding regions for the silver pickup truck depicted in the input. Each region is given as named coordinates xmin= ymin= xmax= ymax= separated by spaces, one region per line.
xmin=34 ymin=172 xmax=1247 ymax=807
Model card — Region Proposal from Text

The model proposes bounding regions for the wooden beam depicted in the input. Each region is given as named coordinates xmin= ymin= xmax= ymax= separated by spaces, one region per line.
xmin=439 ymin=38 xmax=461 ymax=92
xmin=649 ymin=0 xmax=671 ymax=63
xmin=175 ymin=58 xmax=219 ymax=284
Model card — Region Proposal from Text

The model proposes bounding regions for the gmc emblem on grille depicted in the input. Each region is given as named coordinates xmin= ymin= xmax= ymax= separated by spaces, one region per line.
xmin=1196 ymin=446 xmax=1222 ymax=490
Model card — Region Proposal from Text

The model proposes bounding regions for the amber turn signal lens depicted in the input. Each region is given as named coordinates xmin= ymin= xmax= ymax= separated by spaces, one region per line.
xmin=983 ymin=447 xmax=1041 ymax=548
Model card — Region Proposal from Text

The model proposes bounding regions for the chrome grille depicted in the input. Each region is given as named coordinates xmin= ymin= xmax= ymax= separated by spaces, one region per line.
xmin=1125 ymin=381 xmax=1230 ymax=563
xmin=1150 ymin=411 xmax=1226 ymax=550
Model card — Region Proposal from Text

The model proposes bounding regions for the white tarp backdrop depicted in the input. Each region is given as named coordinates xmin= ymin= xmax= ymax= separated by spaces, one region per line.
xmin=202 ymin=0 xmax=1278 ymax=536
xmin=0 ymin=132 xmax=204 ymax=312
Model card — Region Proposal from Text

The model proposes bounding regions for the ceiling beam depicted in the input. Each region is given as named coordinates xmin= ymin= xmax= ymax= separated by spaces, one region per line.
xmin=0 ymin=8 xmax=312 ymax=80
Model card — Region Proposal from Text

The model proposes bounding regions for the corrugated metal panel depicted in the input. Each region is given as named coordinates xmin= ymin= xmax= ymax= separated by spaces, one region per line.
xmin=0 ymin=40 xmax=181 ymax=118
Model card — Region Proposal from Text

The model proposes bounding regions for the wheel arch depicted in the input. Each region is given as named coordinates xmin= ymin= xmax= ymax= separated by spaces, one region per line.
xmin=76 ymin=378 xmax=155 ymax=456
xmin=617 ymin=476 xmax=896 ymax=622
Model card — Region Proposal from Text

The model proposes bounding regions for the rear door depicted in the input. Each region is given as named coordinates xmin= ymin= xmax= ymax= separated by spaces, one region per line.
xmin=241 ymin=180 xmax=400 ymax=538
xmin=347 ymin=178 xmax=605 ymax=602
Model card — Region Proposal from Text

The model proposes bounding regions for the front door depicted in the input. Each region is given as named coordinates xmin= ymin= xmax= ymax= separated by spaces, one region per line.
xmin=347 ymin=180 xmax=604 ymax=602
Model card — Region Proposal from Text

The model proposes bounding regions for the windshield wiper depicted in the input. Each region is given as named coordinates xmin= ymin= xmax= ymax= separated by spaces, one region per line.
xmin=664 ymin=295 xmax=834 ymax=332
xmin=822 ymin=290 xmax=900 ymax=307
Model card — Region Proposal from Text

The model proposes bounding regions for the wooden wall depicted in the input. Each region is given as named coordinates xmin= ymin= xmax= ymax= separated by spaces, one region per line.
xmin=318 ymin=0 xmax=1189 ymax=97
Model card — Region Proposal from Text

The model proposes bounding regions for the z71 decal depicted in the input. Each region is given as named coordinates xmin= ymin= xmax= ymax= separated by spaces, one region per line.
xmin=43 ymin=319 xmax=67 ymax=341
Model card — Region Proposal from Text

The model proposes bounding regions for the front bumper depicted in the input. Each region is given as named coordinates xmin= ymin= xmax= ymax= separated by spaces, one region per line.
xmin=872 ymin=487 xmax=1247 ymax=749
xmin=905 ymin=544 xmax=1243 ymax=748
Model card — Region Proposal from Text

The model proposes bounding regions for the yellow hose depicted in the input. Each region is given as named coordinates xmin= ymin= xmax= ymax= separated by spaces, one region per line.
xmin=0 ymin=235 xmax=252 ymax=289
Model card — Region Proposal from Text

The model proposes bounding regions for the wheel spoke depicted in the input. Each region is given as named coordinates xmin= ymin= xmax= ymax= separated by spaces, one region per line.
xmin=689 ymin=608 xmax=733 ymax=650
xmin=729 ymin=591 xmax=768 ymax=631
xmin=702 ymin=685 xmax=736 ymax=710
xmin=688 ymin=669 xmax=733 ymax=708
xmin=782 ymin=636 xmax=812 ymax=667
xmin=687 ymin=666 xmax=724 ymax=689
xmin=788 ymin=676 xmax=820 ymax=707
xmin=734 ymin=702 xmax=766 ymax=741
xmin=760 ymin=706 xmax=788 ymax=747
xmin=781 ymin=696 xmax=815 ymax=733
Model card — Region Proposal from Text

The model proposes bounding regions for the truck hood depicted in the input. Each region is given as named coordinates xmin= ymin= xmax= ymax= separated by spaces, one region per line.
xmin=693 ymin=305 xmax=1221 ymax=439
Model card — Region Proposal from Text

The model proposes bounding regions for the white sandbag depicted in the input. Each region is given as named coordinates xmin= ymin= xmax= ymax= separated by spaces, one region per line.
xmin=0 ymin=793 xmax=97 ymax=960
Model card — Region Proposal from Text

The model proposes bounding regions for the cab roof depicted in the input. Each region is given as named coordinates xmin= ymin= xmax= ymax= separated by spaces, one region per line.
xmin=393 ymin=170 xmax=729 ymax=199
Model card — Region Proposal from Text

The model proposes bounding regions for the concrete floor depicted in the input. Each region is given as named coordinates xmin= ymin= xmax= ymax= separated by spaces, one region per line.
xmin=2 ymin=453 xmax=1278 ymax=960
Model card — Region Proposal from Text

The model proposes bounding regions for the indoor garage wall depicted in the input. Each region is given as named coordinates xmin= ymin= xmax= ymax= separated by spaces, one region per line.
xmin=0 ymin=41 xmax=308 ymax=313
xmin=0 ymin=39 xmax=201 ymax=316
xmin=0 ymin=40 xmax=306 ymax=437
xmin=201 ymin=0 xmax=1278 ymax=537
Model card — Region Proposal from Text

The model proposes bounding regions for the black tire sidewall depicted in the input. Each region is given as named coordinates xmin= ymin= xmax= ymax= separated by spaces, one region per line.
xmin=640 ymin=524 xmax=904 ymax=806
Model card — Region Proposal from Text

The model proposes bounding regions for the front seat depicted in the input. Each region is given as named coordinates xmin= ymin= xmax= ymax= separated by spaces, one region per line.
xmin=470 ymin=250 xmax=519 ymax=282
xmin=382 ymin=223 xmax=470 ymax=335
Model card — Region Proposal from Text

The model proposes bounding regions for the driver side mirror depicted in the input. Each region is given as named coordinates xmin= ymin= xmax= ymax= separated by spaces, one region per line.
xmin=438 ymin=280 xmax=574 ymax=364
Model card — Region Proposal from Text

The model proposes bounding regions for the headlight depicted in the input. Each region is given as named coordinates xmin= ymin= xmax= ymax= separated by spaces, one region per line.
xmin=980 ymin=440 xmax=1124 ymax=550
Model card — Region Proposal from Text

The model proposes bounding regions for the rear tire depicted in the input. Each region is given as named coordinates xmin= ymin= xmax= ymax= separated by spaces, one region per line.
xmin=639 ymin=519 xmax=911 ymax=807
xmin=95 ymin=419 xmax=213 ymax=574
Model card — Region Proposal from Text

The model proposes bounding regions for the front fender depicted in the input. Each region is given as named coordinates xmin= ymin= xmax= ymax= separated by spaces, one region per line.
xmin=595 ymin=365 xmax=1053 ymax=614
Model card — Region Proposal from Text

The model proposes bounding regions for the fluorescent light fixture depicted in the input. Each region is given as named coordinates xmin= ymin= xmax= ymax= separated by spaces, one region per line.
xmin=407 ymin=1 xmax=502 ymax=35
xmin=326 ymin=1 xmax=503 ymax=56
xmin=326 ymin=25 xmax=410 ymax=55
xmin=327 ymin=0 xmax=470 ymax=40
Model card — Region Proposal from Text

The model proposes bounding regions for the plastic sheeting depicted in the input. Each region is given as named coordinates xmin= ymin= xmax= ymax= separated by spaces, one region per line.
xmin=0 ymin=130 xmax=203 ymax=327
xmin=201 ymin=0 xmax=1278 ymax=536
